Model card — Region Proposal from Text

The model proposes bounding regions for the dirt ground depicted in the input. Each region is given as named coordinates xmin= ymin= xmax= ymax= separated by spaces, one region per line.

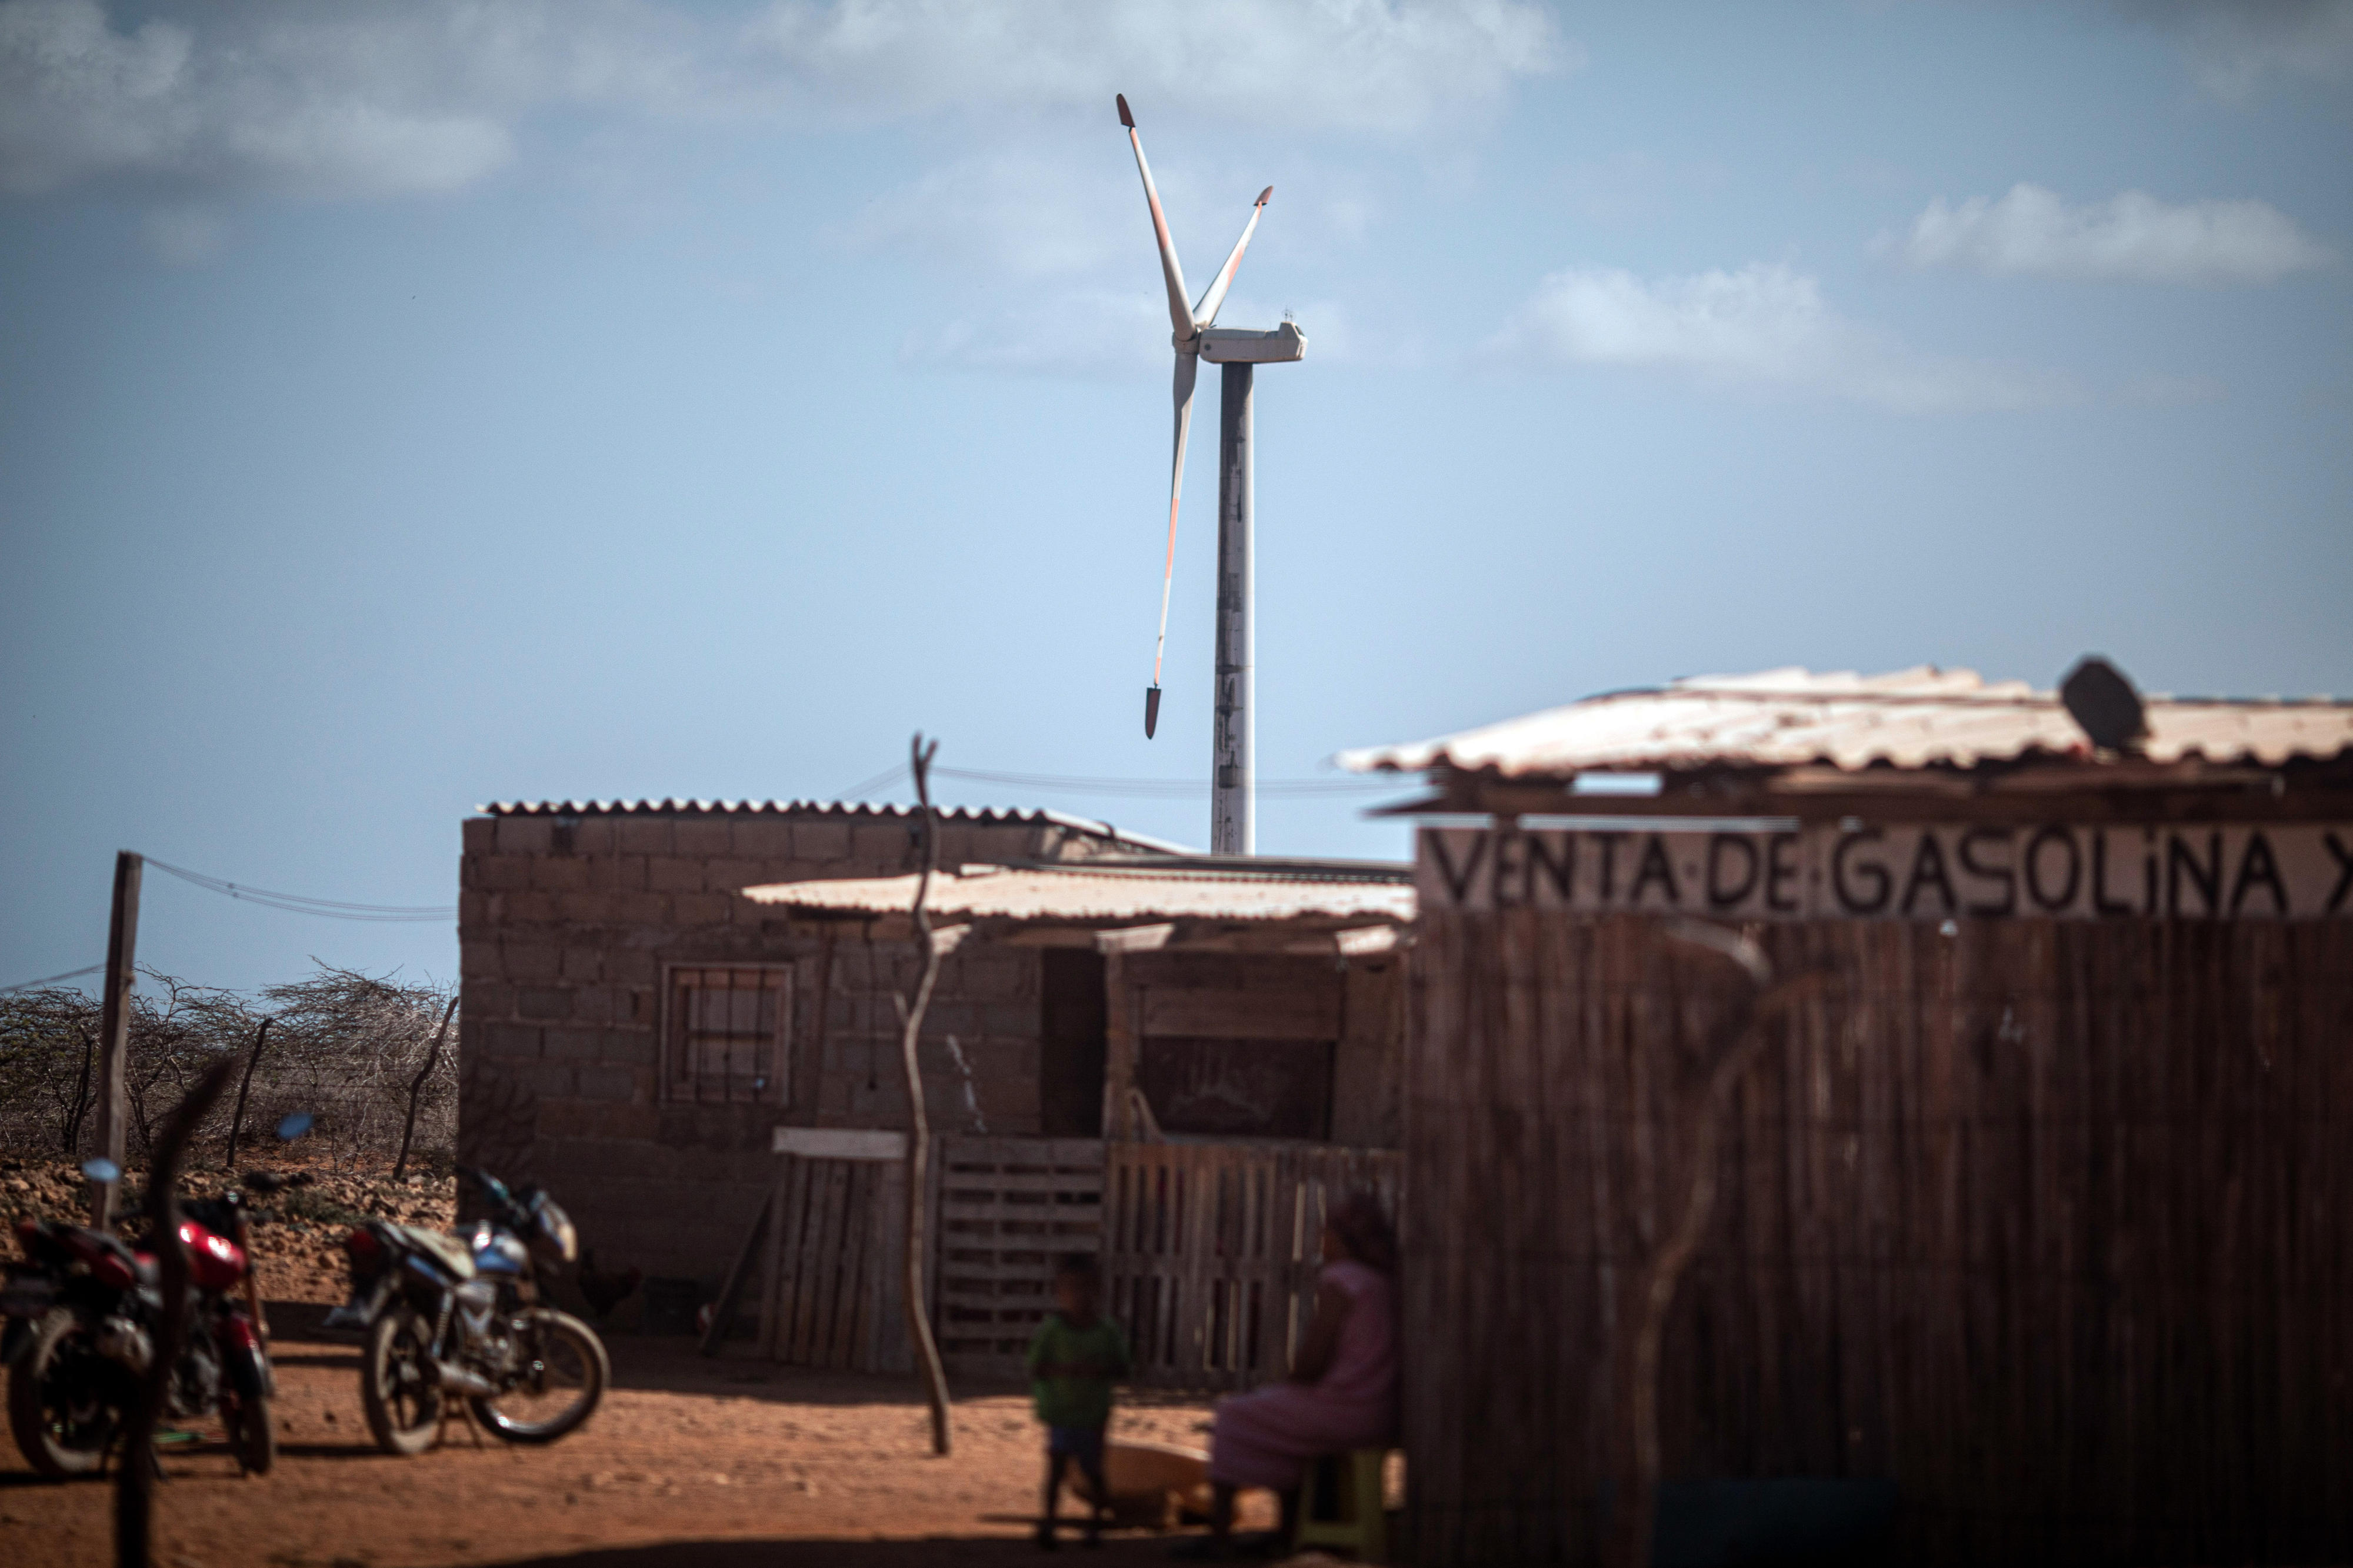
xmin=2 ymin=1162 xmax=1315 ymax=1568
xmin=1 ymin=1302 xmax=1309 ymax=1568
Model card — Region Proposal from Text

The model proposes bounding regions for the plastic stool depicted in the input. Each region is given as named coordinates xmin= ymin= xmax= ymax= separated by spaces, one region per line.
xmin=1294 ymin=1447 xmax=1389 ymax=1563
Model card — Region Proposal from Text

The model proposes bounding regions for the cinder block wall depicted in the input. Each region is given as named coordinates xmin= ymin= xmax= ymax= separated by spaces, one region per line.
xmin=456 ymin=807 xmax=1108 ymax=1292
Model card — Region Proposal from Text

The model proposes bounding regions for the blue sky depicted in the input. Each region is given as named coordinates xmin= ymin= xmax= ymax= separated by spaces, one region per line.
xmin=2 ymin=0 xmax=2348 ymax=993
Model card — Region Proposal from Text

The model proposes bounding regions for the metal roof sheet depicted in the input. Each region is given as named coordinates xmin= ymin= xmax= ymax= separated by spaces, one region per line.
xmin=476 ymin=799 xmax=1193 ymax=855
xmin=741 ymin=860 xmax=1415 ymax=926
xmin=1337 ymin=666 xmax=2353 ymax=779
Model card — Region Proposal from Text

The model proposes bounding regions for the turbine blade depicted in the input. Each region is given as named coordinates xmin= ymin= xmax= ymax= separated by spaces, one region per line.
xmin=1117 ymin=95 xmax=1194 ymax=342
xmin=1150 ymin=351 xmax=1198 ymax=709
xmin=1192 ymin=186 xmax=1272 ymax=329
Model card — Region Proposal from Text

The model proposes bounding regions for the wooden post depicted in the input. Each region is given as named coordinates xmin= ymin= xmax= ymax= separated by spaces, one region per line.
xmin=898 ymin=734 xmax=954 ymax=1456
xmin=223 ymin=1016 xmax=272 ymax=1171
xmin=115 ymin=1056 xmax=235 ymax=1568
xmin=392 ymin=997 xmax=458 ymax=1179
xmin=89 ymin=851 xmax=141 ymax=1227
xmin=1099 ymin=950 xmax=1135 ymax=1140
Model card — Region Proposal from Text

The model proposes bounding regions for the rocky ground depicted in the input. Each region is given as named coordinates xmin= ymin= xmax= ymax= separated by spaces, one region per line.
xmin=0 ymin=1155 xmax=456 ymax=1305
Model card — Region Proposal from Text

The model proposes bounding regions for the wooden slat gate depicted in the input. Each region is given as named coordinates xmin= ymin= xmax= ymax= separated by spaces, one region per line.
xmin=758 ymin=1153 xmax=909 ymax=1373
xmin=929 ymin=1136 xmax=1108 ymax=1377
xmin=1103 ymin=1142 xmax=1404 ymax=1391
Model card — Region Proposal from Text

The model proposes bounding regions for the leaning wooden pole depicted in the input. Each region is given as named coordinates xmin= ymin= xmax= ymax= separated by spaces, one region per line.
xmin=116 ymin=1056 xmax=237 ymax=1568
xmin=89 ymin=851 xmax=142 ymax=1227
xmin=223 ymin=1016 xmax=272 ymax=1171
xmin=898 ymin=733 xmax=954 ymax=1456
xmin=1603 ymin=925 xmax=1821 ymax=1568
xmin=393 ymin=996 xmax=459 ymax=1179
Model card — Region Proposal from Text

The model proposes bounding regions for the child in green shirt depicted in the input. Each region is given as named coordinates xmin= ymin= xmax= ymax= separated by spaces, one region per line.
xmin=1026 ymin=1252 xmax=1131 ymax=1549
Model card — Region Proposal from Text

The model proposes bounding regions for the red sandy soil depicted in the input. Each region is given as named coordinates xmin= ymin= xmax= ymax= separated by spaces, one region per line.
xmin=0 ymin=1307 xmax=1306 ymax=1568
xmin=4 ymin=1161 xmax=1317 ymax=1568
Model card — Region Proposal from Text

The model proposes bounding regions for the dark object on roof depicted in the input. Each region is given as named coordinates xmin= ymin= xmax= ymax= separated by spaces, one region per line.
xmin=2059 ymin=656 xmax=2148 ymax=753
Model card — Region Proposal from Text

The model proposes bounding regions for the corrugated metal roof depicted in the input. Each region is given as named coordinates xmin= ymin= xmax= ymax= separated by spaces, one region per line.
xmin=1337 ymin=666 xmax=2353 ymax=779
xmin=742 ymin=860 xmax=1415 ymax=925
xmin=476 ymin=799 xmax=1193 ymax=855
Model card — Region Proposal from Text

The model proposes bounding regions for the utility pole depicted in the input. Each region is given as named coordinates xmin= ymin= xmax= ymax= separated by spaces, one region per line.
xmin=89 ymin=851 xmax=142 ymax=1227
xmin=1211 ymin=362 xmax=1255 ymax=855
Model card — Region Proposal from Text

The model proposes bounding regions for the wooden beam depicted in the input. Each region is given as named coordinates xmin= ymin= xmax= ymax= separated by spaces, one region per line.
xmin=1425 ymin=780 xmax=2353 ymax=827
xmin=1100 ymin=951 xmax=1138 ymax=1140
xmin=1094 ymin=923 xmax=1175 ymax=954
xmin=773 ymin=1127 xmax=908 ymax=1160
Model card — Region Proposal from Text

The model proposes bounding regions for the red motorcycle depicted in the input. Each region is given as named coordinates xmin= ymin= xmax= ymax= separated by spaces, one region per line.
xmin=2 ymin=1172 xmax=277 ymax=1479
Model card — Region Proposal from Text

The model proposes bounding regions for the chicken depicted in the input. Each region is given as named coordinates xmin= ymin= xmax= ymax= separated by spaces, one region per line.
xmin=575 ymin=1249 xmax=641 ymax=1322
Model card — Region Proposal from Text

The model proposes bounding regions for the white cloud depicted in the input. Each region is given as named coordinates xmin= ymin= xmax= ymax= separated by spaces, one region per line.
xmin=0 ymin=0 xmax=549 ymax=198
xmin=838 ymin=150 xmax=1134 ymax=279
xmin=1487 ymin=262 xmax=2077 ymax=412
xmin=748 ymin=0 xmax=1571 ymax=132
xmin=1882 ymin=184 xmax=2335 ymax=285
xmin=838 ymin=139 xmax=1377 ymax=293
xmin=2114 ymin=1 xmax=2353 ymax=102
xmin=0 ymin=0 xmax=1565 ymax=206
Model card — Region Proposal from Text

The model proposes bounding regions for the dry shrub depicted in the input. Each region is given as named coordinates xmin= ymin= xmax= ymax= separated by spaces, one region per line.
xmin=0 ymin=964 xmax=456 ymax=1171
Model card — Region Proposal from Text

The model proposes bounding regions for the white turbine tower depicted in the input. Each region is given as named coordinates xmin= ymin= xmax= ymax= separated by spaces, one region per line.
xmin=1119 ymin=93 xmax=1305 ymax=856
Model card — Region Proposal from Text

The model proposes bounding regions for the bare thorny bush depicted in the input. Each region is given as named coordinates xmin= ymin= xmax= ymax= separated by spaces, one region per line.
xmin=0 ymin=964 xmax=458 ymax=1172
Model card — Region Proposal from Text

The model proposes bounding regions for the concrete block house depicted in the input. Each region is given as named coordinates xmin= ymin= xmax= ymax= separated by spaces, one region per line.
xmin=456 ymin=799 xmax=1414 ymax=1366
xmin=454 ymin=800 xmax=1178 ymax=1293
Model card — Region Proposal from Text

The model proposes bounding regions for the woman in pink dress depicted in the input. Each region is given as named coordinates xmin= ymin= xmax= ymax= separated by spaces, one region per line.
xmin=1182 ymin=1190 xmax=1399 ymax=1557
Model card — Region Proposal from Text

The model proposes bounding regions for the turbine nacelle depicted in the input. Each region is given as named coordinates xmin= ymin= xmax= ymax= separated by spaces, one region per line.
xmin=1196 ymin=323 xmax=1307 ymax=364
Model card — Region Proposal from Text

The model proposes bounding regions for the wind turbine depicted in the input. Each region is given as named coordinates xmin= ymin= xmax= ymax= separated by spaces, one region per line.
xmin=1119 ymin=92 xmax=1305 ymax=857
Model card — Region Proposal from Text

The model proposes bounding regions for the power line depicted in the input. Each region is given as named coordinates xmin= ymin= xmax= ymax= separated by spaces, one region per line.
xmin=831 ymin=762 xmax=1401 ymax=803
xmin=144 ymin=858 xmax=454 ymax=923
xmin=937 ymin=766 xmax=1395 ymax=800
xmin=0 ymin=963 xmax=105 ymax=995
xmin=835 ymin=762 xmax=910 ymax=799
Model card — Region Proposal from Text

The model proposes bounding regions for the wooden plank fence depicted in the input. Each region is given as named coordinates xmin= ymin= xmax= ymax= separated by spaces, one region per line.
xmin=1404 ymin=912 xmax=2353 ymax=1567
xmin=1103 ymin=1140 xmax=1403 ymax=1391
xmin=749 ymin=1134 xmax=1404 ymax=1388
xmin=929 ymin=1135 xmax=1108 ymax=1377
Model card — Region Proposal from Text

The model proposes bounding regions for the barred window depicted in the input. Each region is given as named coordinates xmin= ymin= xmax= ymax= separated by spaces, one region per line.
xmin=664 ymin=966 xmax=792 ymax=1105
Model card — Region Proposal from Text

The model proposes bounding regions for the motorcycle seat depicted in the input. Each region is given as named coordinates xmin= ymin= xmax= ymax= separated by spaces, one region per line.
xmin=396 ymin=1225 xmax=478 ymax=1282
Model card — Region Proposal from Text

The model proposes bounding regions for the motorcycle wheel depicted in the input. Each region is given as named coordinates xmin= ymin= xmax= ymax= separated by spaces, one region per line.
xmin=5 ymin=1307 xmax=119 ymax=1479
xmin=471 ymin=1309 xmax=607 ymax=1444
xmin=360 ymin=1308 xmax=442 ymax=1456
xmin=224 ymin=1394 xmax=276 ymax=1476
